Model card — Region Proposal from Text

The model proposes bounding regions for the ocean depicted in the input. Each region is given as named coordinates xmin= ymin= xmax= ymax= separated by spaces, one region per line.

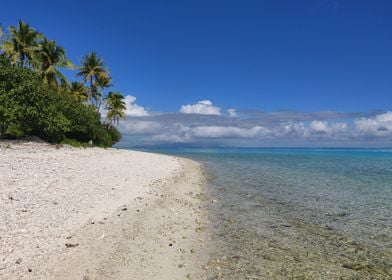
xmin=132 ymin=148 xmax=392 ymax=279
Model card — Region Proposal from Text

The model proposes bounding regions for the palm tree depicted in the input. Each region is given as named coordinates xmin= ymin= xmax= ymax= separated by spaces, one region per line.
xmin=105 ymin=91 xmax=126 ymax=126
xmin=77 ymin=52 xmax=109 ymax=105
xmin=68 ymin=82 xmax=88 ymax=102
xmin=95 ymin=74 xmax=112 ymax=110
xmin=35 ymin=38 xmax=73 ymax=90
xmin=0 ymin=19 xmax=42 ymax=67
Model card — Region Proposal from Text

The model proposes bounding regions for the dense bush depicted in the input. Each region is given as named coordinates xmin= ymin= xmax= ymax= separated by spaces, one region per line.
xmin=0 ymin=57 xmax=119 ymax=147
xmin=107 ymin=125 xmax=121 ymax=143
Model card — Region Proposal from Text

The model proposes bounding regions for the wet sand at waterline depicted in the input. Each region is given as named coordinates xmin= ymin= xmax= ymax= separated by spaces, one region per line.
xmin=0 ymin=142 xmax=208 ymax=279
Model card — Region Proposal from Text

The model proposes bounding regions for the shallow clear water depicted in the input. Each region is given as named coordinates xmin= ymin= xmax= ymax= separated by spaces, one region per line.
xmin=132 ymin=148 xmax=392 ymax=279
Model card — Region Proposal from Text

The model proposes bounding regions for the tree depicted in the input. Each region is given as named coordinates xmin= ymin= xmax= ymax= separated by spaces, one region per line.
xmin=0 ymin=56 xmax=120 ymax=146
xmin=0 ymin=19 xmax=42 ymax=67
xmin=0 ymin=56 xmax=70 ymax=141
xmin=68 ymin=82 xmax=88 ymax=102
xmin=104 ymin=91 xmax=126 ymax=126
xmin=77 ymin=52 xmax=109 ymax=106
xmin=35 ymin=38 xmax=73 ymax=90
xmin=95 ymin=75 xmax=112 ymax=110
xmin=0 ymin=20 xmax=123 ymax=147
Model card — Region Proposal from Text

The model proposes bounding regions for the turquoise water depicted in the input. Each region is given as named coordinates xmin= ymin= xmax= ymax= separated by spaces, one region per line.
xmin=133 ymin=148 xmax=392 ymax=279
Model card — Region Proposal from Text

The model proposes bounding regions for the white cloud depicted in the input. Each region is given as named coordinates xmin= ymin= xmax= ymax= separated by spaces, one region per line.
xmin=331 ymin=122 xmax=348 ymax=133
xmin=227 ymin=108 xmax=237 ymax=117
xmin=117 ymin=110 xmax=392 ymax=147
xmin=280 ymin=122 xmax=308 ymax=137
xmin=310 ymin=120 xmax=329 ymax=132
xmin=355 ymin=112 xmax=392 ymax=136
xmin=179 ymin=100 xmax=221 ymax=115
xmin=191 ymin=126 xmax=268 ymax=138
xmin=309 ymin=120 xmax=347 ymax=135
xmin=124 ymin=95 xmax=149 ymax=117
xmin=151 ymin=124 xmax=192 ymax=143
xmin=119 ymin=120 xmax=160 ymax=134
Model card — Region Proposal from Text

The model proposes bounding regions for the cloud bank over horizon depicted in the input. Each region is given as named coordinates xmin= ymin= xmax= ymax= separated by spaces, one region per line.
xmin=118 ymin=99 xmax=392 ymax=148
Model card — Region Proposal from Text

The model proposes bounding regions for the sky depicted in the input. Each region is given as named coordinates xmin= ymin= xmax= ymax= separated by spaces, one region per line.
xmin=1 ymin=0 xmax=392 ymax=147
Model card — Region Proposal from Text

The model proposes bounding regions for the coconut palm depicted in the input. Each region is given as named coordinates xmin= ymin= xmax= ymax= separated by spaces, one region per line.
xmin=68 ymin=82 xmax=88 ymax=102
xmin=94 ymin=75 xmax=112 ymax=110
xmin=77 ymin=52 xmax=109 ymax=105
xmin=105 ymin=91 xmax=126 ymax=126
xmin=35 ymin=38 xmax=73 ymax=90
xmin=0 ymin=19 xmax=42 ymax=67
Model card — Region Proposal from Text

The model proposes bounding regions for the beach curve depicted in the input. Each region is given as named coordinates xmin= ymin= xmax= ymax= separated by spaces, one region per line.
xmin=0 ymin=142 xmax=208 ymax=279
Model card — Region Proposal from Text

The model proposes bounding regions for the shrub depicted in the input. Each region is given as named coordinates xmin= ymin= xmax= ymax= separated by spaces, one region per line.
xmin=0 ymin=57 xmax=69 ymax=141
xmin=0 ymin=57 xmax=120 ymax=147
xmin=107 ymin=126 xmax=121 ymax=144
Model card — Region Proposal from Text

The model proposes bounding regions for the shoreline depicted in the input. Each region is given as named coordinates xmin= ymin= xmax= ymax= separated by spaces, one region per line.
xmin=0 ymin=141 xmax=209 ymax=279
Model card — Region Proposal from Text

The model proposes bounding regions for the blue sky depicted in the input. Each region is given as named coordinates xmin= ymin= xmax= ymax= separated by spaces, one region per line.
xmin=2 ymin=0 xmax=392 ymax=147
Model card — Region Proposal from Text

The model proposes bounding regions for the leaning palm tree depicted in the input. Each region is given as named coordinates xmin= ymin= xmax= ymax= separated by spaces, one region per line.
xmin=68 ymin=82 xmax=88 ymax=102
xmin=77 ymin=52 xmax=109 ymax=105
xmin=35 ymin=38 xmax=73 ymax=90
xmin=0 ymin=19 xmax=42 ymax=67
xmin=104 ymin=91 xmax=126 ymax=126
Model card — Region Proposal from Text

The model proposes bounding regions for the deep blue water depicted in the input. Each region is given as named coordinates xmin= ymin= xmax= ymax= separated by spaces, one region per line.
xmin=127 ymin=148 xmax=392 ymax=278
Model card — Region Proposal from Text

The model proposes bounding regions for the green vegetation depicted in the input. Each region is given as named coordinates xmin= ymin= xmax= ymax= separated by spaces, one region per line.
xmin=105 ymin=92 xmax=127 ymax=126
xmin=0 ymin=20 xmax=127 ymax=147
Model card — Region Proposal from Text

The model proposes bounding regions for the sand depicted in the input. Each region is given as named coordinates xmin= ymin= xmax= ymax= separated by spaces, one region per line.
xmin=0 ymin=141 xmax=208 ymax=279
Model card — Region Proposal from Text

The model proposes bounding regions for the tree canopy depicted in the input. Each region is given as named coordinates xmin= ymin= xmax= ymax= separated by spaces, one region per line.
xmin=0 ymin=20 xmax=127 ymax=147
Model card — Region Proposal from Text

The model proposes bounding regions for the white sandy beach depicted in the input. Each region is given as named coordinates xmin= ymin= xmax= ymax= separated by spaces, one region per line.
xmin=0 ymin=142 xmax=208 ymax=279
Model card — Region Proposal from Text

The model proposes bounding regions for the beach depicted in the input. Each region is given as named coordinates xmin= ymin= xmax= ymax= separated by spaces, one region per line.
xmin=2 ymin=143 xmax=391 ymax=280
xmin=0 ymin=142 xmax=208 ymax=280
